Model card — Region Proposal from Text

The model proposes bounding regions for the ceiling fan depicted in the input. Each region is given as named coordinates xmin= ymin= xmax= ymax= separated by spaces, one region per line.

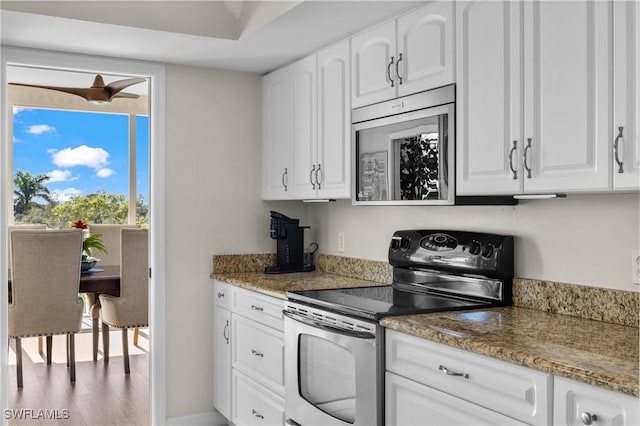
xmin=9 ymin=74 xmax=146 ymax=103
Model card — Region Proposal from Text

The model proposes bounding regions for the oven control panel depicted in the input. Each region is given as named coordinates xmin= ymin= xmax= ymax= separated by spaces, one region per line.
xmin=389 ymin=230 xmax=514 ymax=279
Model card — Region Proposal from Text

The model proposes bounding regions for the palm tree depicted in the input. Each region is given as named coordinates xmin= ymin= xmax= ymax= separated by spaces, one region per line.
xmin=13 ymin=170 xmax=52 ymax=215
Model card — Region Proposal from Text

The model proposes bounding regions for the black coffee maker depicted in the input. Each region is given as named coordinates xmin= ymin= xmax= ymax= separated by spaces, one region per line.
xmin=265 ymin=211 xmax=315 ymax=274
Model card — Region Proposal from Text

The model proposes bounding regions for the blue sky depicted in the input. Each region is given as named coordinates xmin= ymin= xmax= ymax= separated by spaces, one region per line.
xmin=12 ymin=107 xmax=149 ymax=204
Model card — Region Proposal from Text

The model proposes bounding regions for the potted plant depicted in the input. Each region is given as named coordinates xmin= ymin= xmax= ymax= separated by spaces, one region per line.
xmin=71 ymin=220 xmax=108 ymax=271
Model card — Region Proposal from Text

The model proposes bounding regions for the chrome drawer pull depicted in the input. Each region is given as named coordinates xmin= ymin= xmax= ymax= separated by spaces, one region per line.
xmin=509 ymin=140 xmax=518 ymax=180
xmin=223 ymin=321 xmax=229 ymax=344
xmin=251 ymin=349 xmax=264 ymax=357
xmin=387 ymin=56 xmax=395 ymax=88
xmin=217 ymin=292 xmax=224 ymax=298
xmin=581 ymin=412 xmax=597 ymax=425
xmin=251 ymin=305 xmax=264 ymax=312
xmin=523 ymin=138 xmax=533 ymax=178
xmin=252 ymin=409 xmax=264 ymax=419
xmin=439 ymin=365 xmax=469 ymax=379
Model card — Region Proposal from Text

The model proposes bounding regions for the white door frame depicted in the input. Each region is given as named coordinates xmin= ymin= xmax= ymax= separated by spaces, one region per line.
xmin=0 ymin=46 xmax=167 ymax=425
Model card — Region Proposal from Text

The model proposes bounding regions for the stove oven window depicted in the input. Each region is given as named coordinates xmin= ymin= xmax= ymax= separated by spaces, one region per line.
xmin=298 ymin=335 xmax=356 ymax=423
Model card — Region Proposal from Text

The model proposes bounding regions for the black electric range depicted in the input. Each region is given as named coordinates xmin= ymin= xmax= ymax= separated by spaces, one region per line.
xmin=286 ymin=230 xmax=514 ymax=321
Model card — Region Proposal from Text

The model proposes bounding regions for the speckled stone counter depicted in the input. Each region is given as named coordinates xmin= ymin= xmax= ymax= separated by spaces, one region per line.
xmin=211 ymin=270 xmax=388 ymax=299
xmin=381 ymin=307 xmax=640 ymax=397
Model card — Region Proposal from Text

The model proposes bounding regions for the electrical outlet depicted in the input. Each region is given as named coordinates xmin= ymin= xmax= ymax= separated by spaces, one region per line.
xmin=338 ymin=232 xmax=345 ymax=253
xmin=633 ymin=250 xmax=640 ymax=285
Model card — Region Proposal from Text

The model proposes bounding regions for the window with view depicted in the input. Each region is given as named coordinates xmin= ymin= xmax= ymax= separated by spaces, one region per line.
xmin=11 ymin=106 xmax=149 ymax=229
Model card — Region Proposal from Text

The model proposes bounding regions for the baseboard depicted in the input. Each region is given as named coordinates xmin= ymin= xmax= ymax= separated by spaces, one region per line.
xmin=166 ymin=410 xmax=227 ymax=426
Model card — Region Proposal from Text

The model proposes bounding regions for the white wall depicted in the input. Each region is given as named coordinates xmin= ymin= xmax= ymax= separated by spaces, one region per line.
xmin=164 ymin=64 xmax=307 ymax=418
xmin=309 ymin=193 xmax=640 ymax=291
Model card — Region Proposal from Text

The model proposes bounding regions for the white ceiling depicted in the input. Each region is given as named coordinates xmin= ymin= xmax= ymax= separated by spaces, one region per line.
xmin=0 ymin=1 xmax=421 ymax=74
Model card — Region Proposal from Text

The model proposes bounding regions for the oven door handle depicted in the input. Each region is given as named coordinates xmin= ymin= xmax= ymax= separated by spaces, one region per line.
xmin=283 ymin=310 xmax=376 ymax=339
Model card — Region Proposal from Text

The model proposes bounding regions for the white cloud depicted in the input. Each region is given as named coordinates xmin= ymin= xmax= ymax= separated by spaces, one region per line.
xmin=51 ymin=145 xmax=110 ymax=170
xmin=26 ymin=124 xmax=56 ymax=135
xmin=96 ymin=168 xmax=115 ymax=178
xmin=13 ymin=107 xmax=31 ymax=115
xmin=47 ymin=169 xmax=77 ymax=183
xmin=51 ymin=187 xmax=82 ymax=203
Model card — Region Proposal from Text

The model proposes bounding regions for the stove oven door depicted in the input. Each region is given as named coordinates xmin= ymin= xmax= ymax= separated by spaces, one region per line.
xmin=283 ymin=307 xmax=381 ymax=426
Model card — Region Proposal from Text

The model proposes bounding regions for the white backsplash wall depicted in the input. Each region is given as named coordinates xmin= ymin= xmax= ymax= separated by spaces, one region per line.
xmin=309 ymin=193 xmax=640 ymax=292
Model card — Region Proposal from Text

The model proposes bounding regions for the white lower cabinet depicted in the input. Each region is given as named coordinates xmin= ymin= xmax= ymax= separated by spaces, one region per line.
xmin=386 ymin=372 xmax=526 ymax=425
xmin=554 ymin=376 xmax=640 ymax=426
xmin=385 ymin=329 xmax=552 ymax=426
xmin=233 ymin=369 xmax=285 ymax=426
xmin=213 ymin=280 xmax=285 ymax=425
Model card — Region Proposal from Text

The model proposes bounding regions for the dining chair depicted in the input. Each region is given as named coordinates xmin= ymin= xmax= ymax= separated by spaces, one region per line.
xmin=8 ymin=229 xmax=84 ymax=388
xmin=87 ymin=223 xmax=137 ymax=361
xmin=8 ymin=225 xmax=49 ymax=355
xmin=99 ymin=228 xmax=148 ymax=374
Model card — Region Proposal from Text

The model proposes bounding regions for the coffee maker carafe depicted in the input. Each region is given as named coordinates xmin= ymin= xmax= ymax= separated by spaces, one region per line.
xmin=265 ymin=211 xmax=315 ymax=274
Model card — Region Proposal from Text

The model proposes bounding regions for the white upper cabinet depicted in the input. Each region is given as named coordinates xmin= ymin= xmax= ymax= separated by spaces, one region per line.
xmin=613 ymin=0 xmax=640 ymax=190
xmin=457 ymin=0 xmax=613 ymax=195
xmin=523 ymin=0 xmax=611 ymax=193
xmin=290 ymin=55 xmax=318 ymax=199
xmin=317 ymin=40 xmax=351 ymax=199
xmin=262 ymin=41 xmax=351 ymax=201
xmin=262 ymin=67 xmax=294 ymax=200
xmin=351 ymin=1 xmax=454 ymax=109
xmin=456 ymin=1 xmax=523 ymax=195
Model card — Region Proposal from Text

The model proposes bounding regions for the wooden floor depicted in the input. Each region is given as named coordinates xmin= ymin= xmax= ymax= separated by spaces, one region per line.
xmin=7 ymin=327 xmax=149 ymax=425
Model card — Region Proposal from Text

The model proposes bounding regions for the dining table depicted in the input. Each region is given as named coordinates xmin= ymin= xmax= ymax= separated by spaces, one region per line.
xmin=8 ymin=265 xmax=120 ymax=361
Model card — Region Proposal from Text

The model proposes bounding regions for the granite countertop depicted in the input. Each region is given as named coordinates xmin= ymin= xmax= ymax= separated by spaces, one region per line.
xmin=381 ymin=307 xmax=639 ymax=397
xmin=211 ymin=270 xmax=388 ymax=299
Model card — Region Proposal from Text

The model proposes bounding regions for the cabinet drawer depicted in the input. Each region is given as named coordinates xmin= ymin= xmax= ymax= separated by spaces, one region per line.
xmin=213 ymin=280 xmax=233 ymax=310
xmin=386 ymin=330 xmax=552 ymax=425
xmin=232 ymin=370 xmax=284 ymax=426
xmin=554 ymin=376 xmax=640 ymax=426
xmin=386 ymin=372 xmax=525 ymax=426
xmin=232 ymin=314 xmax=284 ymax=396
xmin=232 ymin=287 xmax=284 ymax=331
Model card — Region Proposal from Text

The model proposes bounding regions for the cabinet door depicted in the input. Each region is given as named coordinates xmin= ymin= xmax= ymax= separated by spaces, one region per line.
xmin=386 ymin=372 xmax=526 ymax=426
xmin=397 ymin=1 xmax=455 ymax=98
xmin=213 ymin=306 xmax=231 ymax=420
xmin=351 ymin=20 xmax=396 ymax=108
xmin=613 ymin=0 xmax=640 ymax=190
xmin=523 ymin=0 xmax=611 ymax=193
xmin=232 ymin=370 xmax=285 ymax=426
xmin=262 ymin=67 xmax=293 ymax=199
xmin=554 ymin=376 xmax=640 ymax=426
xmin=456 ymin=0 xmax=523 ymax=195
xmin=290 ymin=55 xmax=318 ymax=199
xmin=317 ymin=40 xmax=351 ymax=199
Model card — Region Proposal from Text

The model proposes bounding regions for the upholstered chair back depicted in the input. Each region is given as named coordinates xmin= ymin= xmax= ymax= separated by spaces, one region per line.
xmin=9 ymin=229 xmax=84 ymax=338
xmin=87 ymin=224 xmax=137 ymax=266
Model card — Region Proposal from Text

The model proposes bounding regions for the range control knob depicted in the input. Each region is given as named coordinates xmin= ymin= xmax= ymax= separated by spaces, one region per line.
xmin=400 ymin=237 xmax=411 ymax=250
xmin=468 ymin=241 xmax=481 ymax=255
xmin=390 ymin=237 xmax=402 ymax=250
xmin=481 ymin=244 xmax=494 ymax=259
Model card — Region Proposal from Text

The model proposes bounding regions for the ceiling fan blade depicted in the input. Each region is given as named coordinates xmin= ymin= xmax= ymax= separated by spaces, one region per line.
xmin=112 ymin=91 xmax=140 ymax=99
xmin=9 ymin=82 xmax=95 ymax=100
xmin=106 ymin=77 xmax=146 ymax=95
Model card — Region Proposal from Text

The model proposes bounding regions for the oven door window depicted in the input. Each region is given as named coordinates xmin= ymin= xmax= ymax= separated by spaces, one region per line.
xmin=298 ymin=334 xmax=356 ymax=424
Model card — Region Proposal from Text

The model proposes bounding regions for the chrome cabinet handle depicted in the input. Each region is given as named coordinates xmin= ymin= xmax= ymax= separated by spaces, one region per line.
xmin=251 ymin=349 xmax=264 ymax=357
xmin=310 ymin=164 xmax=316 ymax=189
xmin=523 ymin=138 xmax=533 ymax=178
xmin=580 ymin=412 xmax=597 ymax=425
xmin=439 ymin=365 xmax=469 ymax=379
xmin=281 ymin=168 xmax=288 ymax=191
xmin=223 ymin=320 xmax=229 ymax=344
xmin=614 ymin=126 xmax=624 ymax=173
xmin=509 ymin=140 xmax=518 ymax=180
xmin=217 ymin=292 xmax=224 ymax=298
xmin=252 ymin=409 xmax=264 ymax=419
xmin=251 ymin=304 xmax=263 ymax=311
xmin=396 ymin=53 xmax=403 ymax=85
xmin=387 ymin=56 xmax=395 ymax=88
xmin=316 ymin=163 xmax=322 ymax=189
